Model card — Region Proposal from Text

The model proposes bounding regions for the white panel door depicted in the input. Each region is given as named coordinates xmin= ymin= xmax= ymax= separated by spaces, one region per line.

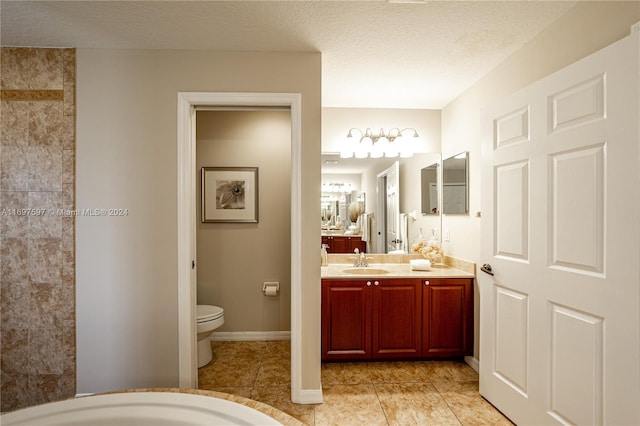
xmin=379 ymin=161 xmax=401 ymax=253
xmin=480 ymin=30 xmax=639 ymax=425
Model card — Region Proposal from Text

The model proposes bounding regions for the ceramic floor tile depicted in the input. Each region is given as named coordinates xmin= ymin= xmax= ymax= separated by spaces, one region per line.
xmin=421 ymin=360 xmax=479 ymax=382
xmin=366 ymin=361 xmax=430 ymax=383
xmin=212 ymin=340 xmax=267 ymax=361
xmin=252 ymin=385 xmax=315 ymax=426
xmin=198 ymin=341 xmax=510 ymax=426
xmin=433 ymin=381 xmax=514 ymax=426
xmin=198 ymin=358 xmax=260 ymax=387
xmin=315 ymin=384 xmax=388 ymax=426
xmin=255 ymin=356 xmax=291 ymax=386
xmin=265 ymin=340 xmax=291 ymax=357
xmin=375 ymin=382 xmax=460 ymax=425
xmin=196 ymin=385 xmax=253 ymax=400
xmin=321 ymin=362 xmax=371 ymax=385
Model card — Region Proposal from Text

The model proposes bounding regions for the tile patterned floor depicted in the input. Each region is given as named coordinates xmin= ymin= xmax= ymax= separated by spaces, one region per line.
xmin=198 ymin=341 xmax=513 ymax=425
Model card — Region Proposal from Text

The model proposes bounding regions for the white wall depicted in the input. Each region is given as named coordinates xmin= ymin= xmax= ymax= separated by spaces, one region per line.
xmin=76 ymin=49 xmax=321 ymax=394
xmin=441 ymin=1 xmax=640 ymax=359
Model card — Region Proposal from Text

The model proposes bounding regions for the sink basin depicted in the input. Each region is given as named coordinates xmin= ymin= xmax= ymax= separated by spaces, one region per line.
xmin=342 ymin=267 xmax=389 ymax=275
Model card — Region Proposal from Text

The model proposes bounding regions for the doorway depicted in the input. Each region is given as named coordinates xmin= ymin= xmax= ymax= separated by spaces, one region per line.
xmin=376 ymin=161 xmax=400 ymax=254
xmin=176 ymin=92 xmax=304 ymax=401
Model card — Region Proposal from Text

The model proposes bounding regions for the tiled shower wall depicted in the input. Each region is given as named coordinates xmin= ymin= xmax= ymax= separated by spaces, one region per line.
xmin=0 ymin=48 xmax=76 ymax=411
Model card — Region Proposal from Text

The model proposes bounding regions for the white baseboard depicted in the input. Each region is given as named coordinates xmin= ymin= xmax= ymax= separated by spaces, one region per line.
xmin=210 ymin=331 xmax=291 ymax=342
xmin=464 ymin=355 xmax=479 ymax=373
xmin=75 ymin=393 xmax=94 ymax=398
xmin=292 ymin=388 xmax=323 ymax=404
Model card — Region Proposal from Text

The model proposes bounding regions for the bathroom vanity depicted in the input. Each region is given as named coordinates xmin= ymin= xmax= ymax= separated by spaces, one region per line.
xmin=321 ymin=261 xmax=474 ymax=361
xmin=321 ymin=234 xmax=366 ymax=254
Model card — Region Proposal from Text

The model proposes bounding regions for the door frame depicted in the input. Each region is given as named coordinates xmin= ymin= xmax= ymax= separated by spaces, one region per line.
xmin=176 ymin=92 xmax=303 ymax=400
xmin=377 ymin=161 xmax=400 ymax=253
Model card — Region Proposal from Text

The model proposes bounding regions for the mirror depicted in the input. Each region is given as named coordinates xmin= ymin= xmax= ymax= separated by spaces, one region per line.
xmin=321 ymin=197 xmax=339 ymax=228
xmin=322 ymin=153 xmax=442 ymax=253
xmin=421 ymin=163 xmax=439 ymax=215
xmin=321 ymin=176 xmax=365 ymax=231
xmin=442 ymin=152 xmax=468 ymax=214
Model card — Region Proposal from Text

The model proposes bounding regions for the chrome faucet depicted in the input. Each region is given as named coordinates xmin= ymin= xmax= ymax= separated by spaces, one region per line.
xmin=351 ymin=248 xmax=370 ymax=267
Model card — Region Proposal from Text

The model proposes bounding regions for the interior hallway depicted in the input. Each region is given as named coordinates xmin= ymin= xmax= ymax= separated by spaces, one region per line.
xmin=198 ymin=341 xmax=513 ymax=425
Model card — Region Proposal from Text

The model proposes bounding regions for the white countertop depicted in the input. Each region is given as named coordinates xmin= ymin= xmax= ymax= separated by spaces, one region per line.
xmin=321 ymin=263 xmax=475 ymax=279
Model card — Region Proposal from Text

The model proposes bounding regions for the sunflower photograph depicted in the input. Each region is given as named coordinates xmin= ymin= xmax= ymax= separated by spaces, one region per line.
xmin=202 ymin=167 xmax=258 ymax=223
xmin=216 ymin=180 xmax=246 ymax=210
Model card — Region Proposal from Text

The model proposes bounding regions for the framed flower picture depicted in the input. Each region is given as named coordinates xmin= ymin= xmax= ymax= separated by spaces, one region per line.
xmin=201 ymin=167 xmax=259 ymax=223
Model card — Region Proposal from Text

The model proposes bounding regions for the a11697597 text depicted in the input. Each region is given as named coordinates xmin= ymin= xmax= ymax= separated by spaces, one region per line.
xmin=1 ymin=208 xmax=129 ymax=217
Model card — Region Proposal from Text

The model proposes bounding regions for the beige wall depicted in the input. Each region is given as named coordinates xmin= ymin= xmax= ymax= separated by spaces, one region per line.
xmin=441 ymin=1 xmax=640 ymax=360
xmin=76 ymin=50 xmax=321 ymax=393
xmin=196 ymin=110 xmax=292 ymax=332
xmin=0 ymin=48 xmax=76 ymax=412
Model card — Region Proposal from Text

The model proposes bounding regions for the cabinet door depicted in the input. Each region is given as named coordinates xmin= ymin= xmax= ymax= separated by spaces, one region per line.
xmin=321 ymin=280 xmax=372 ymax=360
xmin=372 ymin=279 xmax=422 ymax=359
xmin=422 ymin=278 xmax=473 ymax=357
xmin=323 ymin=236 xmax=347 ymax=253
xmin=348 ymin=237 xmax=366 ymax=254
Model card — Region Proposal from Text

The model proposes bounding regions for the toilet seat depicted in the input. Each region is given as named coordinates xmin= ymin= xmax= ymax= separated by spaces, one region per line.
xmin=197 ymin=305 xmax=224 ymax=323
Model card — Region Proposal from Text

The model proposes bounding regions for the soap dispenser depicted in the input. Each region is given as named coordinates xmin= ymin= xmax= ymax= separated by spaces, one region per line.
xmin=321 ymin=244 xmax=329 ymax=266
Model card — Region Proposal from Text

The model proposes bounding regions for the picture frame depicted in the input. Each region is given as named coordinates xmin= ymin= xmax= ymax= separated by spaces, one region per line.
xmin=201 ymin=167 xmax=259 ymax=223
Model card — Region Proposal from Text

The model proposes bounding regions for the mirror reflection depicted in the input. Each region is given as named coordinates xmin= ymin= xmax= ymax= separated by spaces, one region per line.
xmin=421 ymin=162 xmax=439 ymax=215
xmin=322 ymin=153 xmax=442 ymax=254
xmin=442 ymin=152 xmax=468 ymax=214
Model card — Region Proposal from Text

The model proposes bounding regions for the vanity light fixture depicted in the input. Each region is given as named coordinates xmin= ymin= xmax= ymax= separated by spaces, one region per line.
xmin=322 ymin=182 xmax=354 ymax=193
xmin=341 ymin=127 xmax=420 ymax=159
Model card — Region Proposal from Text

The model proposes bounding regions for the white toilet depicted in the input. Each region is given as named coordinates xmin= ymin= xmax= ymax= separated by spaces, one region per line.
xmin=196 ymin=304 xmax=225 ymax=368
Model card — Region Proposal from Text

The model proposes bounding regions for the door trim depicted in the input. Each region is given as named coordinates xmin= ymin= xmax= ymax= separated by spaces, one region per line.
xmin=177 ymin=92 xmax=303 ymax=401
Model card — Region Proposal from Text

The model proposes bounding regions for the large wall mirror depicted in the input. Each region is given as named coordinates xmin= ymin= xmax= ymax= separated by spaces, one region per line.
xmin=442 ymin=151 xmax=468 ymax=214
xmin=322 ymin=152 xmax=442 ymax=253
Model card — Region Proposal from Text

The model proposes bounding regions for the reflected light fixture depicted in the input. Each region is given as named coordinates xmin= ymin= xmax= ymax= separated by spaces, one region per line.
xmin=341 ymin=128 xmax=420 ymax=159
xmin=321 ymin=182 xmax=354 ymax=193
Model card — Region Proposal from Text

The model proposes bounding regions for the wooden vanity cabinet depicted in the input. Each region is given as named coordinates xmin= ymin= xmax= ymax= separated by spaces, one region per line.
xmin=321 ymin=235 xmax=366 ymax=254
xmin=372 ymin=279 xmax=422 ymax=359
xmin=422 ymin=278 xmax=473 ymax=357
xmin=321 ymin=277 xmax=473 ymax=361
xmin=322 ymin=278 xmax=422 ymax=361
xmin=321 ymin=279 xmax=372 ymax=360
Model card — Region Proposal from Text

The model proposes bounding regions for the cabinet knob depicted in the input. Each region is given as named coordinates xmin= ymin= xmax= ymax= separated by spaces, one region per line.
xmin=424 ymin=280 xmax=430 ymax=286
xmin=374 ymin=281 xmax=380 ymax=286
xmin=367 ymin=281 xmax=372 ymax=286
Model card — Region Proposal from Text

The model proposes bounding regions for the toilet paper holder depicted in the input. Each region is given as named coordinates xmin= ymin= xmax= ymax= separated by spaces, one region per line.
xmin=262 ymin=281 xmax=280 ymax=296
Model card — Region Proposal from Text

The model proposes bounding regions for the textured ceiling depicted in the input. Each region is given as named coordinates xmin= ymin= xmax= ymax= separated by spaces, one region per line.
xmin=1 ymin=1 xmax=576 ymax=108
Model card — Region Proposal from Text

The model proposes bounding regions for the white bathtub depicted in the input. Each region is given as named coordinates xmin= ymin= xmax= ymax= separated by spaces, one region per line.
xmin=1 ymin=391 xmax=283 ymax=425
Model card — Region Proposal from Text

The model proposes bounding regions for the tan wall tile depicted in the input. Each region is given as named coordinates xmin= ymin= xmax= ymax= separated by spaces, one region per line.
xmin=62 ymin=149 xmax=74 ymax=184
xmin=1 ymin=238 xmax=29 ymax=282
xmin=28 ymin=372 xmax=75 ymax=406
xmin=1 ymin=48 xmax=64 ymax=91
xmin=28 ymin=191 xmax=62 ymax=238
xmin=1 ymin=100 xmax=29 ymax=146
xmin=28 ymin=238 xmax=62 ymax=284
xmin=0 ymin=47 xmax=75 ymax=413
xmin=1 ymin=283 xmax=30 ymax=330
xmin=0 ymin=373 xmax=31 ymax=410
xmin=27 ymin=146 xmax=62 ymax=192
xmin=28 ymin=328 xmax=64 ymax=374
xmin=29 ymin=101 xmax=64 ymax=146
xmin=1 ymin=328 xmax=29 ymax=374
xmin=0 ymin=191 xmax=29 ymax=238
xmin=1 ymin=146 xmax=30 ymax=191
